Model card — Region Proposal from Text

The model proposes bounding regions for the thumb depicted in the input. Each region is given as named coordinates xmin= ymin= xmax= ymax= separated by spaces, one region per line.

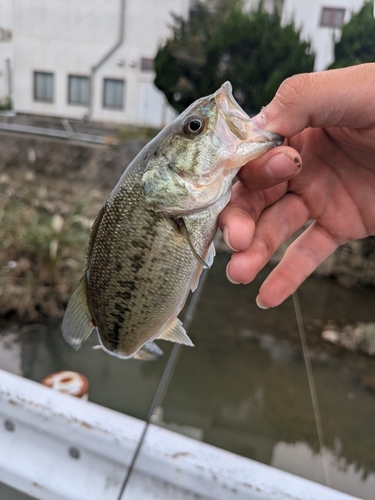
xmin=252 ymin=63 xmax=375 ymax=137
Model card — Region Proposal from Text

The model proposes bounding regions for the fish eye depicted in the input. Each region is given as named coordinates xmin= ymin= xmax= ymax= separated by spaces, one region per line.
xmin=182 ymin=115 xmax=205 ymax=136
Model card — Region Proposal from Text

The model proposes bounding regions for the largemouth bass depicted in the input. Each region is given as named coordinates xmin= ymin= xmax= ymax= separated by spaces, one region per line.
xmin=62 ymin=82 xmax=282 ymax=360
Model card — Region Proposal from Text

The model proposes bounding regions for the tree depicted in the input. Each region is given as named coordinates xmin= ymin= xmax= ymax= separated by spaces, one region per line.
xmin=154 ymin=1 xmax=315 ymax=114
xmin=154 ymin=0 xmax=237 ymax=113
xmin=329 ymin=1 xmax=375 ymax=69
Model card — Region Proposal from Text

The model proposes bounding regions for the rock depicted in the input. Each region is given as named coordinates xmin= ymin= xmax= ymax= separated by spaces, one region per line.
xmin=321 ymin=322 xmax=375 ymax=356
xmin=360 ymin=373 xmax=375 ymax=392
xmin=322 ymin=329 xmax=340 ymax=344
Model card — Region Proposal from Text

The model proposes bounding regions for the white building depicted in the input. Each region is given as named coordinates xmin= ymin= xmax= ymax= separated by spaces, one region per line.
xmin=281 ymin=0 xmax=365 ymax=71
xmin=0 ymin=0 xmax=13 ymax=109
xmin=0 ymin=0 xmax=369 ymax=127
xmin=1 ymin=0 xmax=190 ymax=127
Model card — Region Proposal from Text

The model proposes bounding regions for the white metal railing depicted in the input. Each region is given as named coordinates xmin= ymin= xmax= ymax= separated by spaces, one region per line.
xmin=0 ymin=369 xmax=360 ymax=500
xmin=0 ymin=122 xmax=113 ymax=144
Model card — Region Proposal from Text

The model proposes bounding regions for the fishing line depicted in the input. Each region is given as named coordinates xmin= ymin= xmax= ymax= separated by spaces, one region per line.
xmin=292 ymin=290 xmax=331 ymax=487
xmin=116 ymin=267 xmax=210 ymax=499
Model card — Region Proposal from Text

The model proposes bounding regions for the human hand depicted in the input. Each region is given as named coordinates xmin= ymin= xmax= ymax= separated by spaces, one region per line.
xmin=219 ymin=64 xmax=375 ymax=308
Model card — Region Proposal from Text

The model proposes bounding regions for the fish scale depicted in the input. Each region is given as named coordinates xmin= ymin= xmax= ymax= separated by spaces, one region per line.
xmin=87 ymin=169 xmax=204 ymax=355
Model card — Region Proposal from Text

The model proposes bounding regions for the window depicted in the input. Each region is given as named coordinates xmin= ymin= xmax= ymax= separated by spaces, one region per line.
xmin=0 ymin=27 xmax=12 ymax=42
xmin=103 ymin=78 xmax=124 ymax=109
xmin=68 ymin=75 xmax=90 ymax=105
xmin=141 ymin=58 xmax=154 ymax=72
xmin=34 ymin=71 xmax=54 ymax=102
xmin=320 ymin=7 xmax=345 ymax=28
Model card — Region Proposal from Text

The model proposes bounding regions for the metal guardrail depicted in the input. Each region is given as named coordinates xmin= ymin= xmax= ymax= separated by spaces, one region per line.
xmin=0 ymin=369 xmax=360 ymax=500
xmin=0 ymin=121 xmax=115 ymax=145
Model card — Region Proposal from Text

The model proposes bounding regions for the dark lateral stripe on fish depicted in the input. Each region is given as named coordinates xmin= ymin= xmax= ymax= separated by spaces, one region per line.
xmin=117 ymin=279 xmax=138 ymax=290
xmin=115 ymin=290 xmax=132 ymax=301
xmin=109 ymin=322 xmax=121 ymax=350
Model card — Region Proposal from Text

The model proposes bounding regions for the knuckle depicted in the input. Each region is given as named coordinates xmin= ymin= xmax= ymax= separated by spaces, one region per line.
xmin=276 ymin=212 xmax=291 ymax=240
xmin=275 ymin=73 xmax=314 ymax=110
xmin=253 ymin=232 xmax=274 ymax=257
xmin=283 ymin=261 xmax=303 ymax=287
xmin=294 ymin=242 xmax=320 ymax=269
xmin=231 ymin=187 xmax=265 ymax=221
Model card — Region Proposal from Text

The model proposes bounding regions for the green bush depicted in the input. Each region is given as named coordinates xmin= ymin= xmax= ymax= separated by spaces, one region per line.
xmin=155 ymin=0 xmax=315 ymax=114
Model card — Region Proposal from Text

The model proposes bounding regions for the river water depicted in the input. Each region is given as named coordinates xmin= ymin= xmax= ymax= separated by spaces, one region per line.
xmin=1 ymin=252 xmax=375 ymax=499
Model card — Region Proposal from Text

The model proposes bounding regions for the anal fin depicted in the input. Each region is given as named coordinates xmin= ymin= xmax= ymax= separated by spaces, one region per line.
xmin=158 ymin=318 xmax=194 ymax=346
xmin=62 ymin=278 xmax=94 ymax=350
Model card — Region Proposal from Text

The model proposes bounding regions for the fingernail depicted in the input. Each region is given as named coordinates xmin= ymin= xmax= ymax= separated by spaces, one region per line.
xmin=226 ymin=262 xmax=240 ymax=284
xmin=265 ymin=151 xmax=301 ymax=180
xmin=283 ymin=150 xmax=302 ymax=169
xmin=256 ymin=295 xmax=269 ymax=309
xmin=223 ymin=226 xmax=236 ymax=251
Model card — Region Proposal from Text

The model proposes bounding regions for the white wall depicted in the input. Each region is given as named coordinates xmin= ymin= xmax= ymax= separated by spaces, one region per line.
xmin=282 ymin=0 xmax=365 ymax=71
xmin=244 ymin=0 xmax=284 ymax=14
xmin=13 ymin=0 xmax=119 ymax=117
xmin=88 ymin=0 xmax=185 ymax=125
xmin=0 ymin=0 xmax=13 ymax=106
xmin=11 ymin=0 xmax=185 ymax=126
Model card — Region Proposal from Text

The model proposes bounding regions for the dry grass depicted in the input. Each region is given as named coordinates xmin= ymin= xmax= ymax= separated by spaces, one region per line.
xmin=116 ymin=125 xmax=159 ymax=143
xmin=0 ymin=175 xmax=97 ymax=320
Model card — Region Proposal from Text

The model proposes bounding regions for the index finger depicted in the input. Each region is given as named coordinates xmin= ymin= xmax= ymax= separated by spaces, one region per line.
xmin=253 ymin=64 xmax=375 ymax=137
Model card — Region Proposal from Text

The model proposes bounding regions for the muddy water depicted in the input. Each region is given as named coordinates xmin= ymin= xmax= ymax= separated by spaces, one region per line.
xmin=1 ymin=252 xmax=375 ymax=499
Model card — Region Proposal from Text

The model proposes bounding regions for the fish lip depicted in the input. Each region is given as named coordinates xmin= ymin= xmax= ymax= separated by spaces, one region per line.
xmin=214 ymin=82 xmax=249 ymax=121
xmin=214 ymin=82 xmax=251 ymax=140
xmin=214 ymin=81 xmax=284 ymax=146
xmin=251 ymin=130 xmax=284 ymax=146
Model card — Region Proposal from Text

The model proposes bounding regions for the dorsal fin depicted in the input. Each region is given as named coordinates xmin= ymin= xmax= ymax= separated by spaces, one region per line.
xmin=86 ymin=205 xmax=106 ymax=261
xmin=62 ymin=207 xmax=104 ymax=350
xmin=62 ymin=278 xmax=95 ymax=350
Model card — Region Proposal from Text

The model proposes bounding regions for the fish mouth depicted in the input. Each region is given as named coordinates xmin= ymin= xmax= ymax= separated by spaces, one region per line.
xmin=142 ymin=83 xmax=284 ymax=216
xmin=214 ymin=82 xmax=283 ymax=155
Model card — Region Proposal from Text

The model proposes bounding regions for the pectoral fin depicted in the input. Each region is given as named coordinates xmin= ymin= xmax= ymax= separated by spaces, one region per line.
xmin=190 ymin=242 xmax=215 ymax=292
xmin=167 ymin=215 xmax=211 ymax=269
xmin=178 ymin=218 xmax=210 ymax=269
xmin=158 ymin=317 xmax=194 ymax=346
xmin=62 ymin=278 xmax=94 ymax=350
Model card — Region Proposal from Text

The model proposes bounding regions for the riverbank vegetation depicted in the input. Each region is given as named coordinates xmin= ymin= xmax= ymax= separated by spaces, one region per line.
xmin=0 ymin=132 xmax=151 ymax=322
xmin=0 ymin=172 xmax=95 ymax=320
